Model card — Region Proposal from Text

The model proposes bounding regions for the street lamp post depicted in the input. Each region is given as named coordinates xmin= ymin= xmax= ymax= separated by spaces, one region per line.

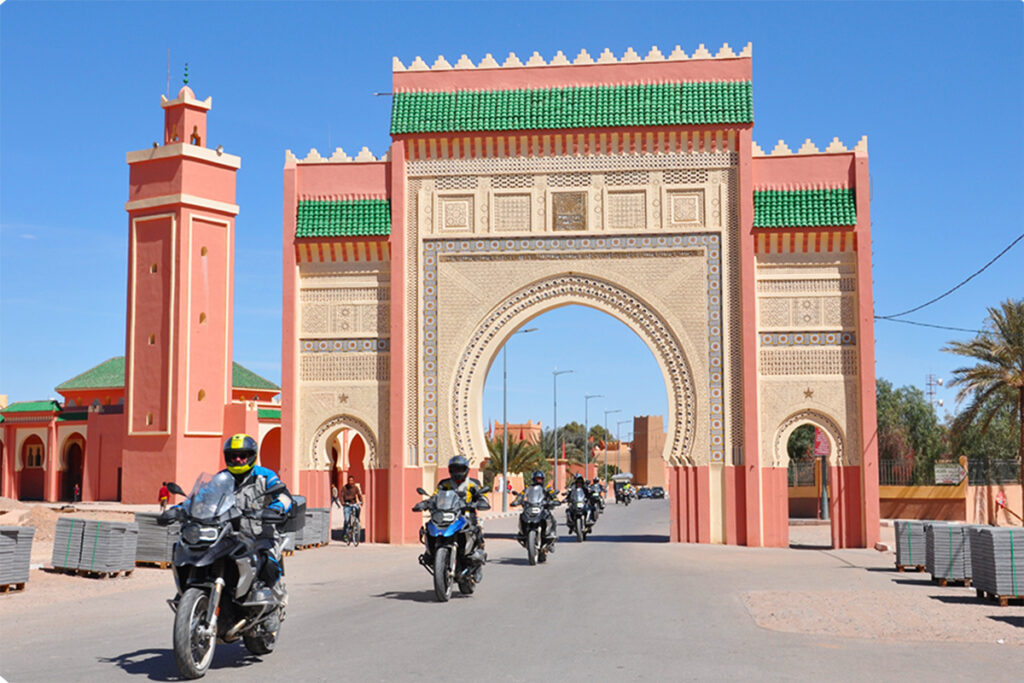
xmin=583 ymin=394 xmax=603 ymax=481
xmin=603 ymin=408 xmax=621 ymax=485
xmin=502 ymin=327 xmax=538 ymax=511
xmin=617 ymin=419 xmax=632 ymax=475
xmin=552 ymin=368 xmax=574 ymax=493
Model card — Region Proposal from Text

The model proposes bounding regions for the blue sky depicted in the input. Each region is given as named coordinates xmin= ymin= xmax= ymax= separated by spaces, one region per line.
xmin=1 ymin=1 xmax=1021 ymax=429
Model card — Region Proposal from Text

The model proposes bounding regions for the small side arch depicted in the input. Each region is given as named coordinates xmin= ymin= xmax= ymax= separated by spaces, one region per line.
xmin=773 ymin=410 xmax=845 ymax=468
xmin=309 ymin=414 xmax=382 ymax=471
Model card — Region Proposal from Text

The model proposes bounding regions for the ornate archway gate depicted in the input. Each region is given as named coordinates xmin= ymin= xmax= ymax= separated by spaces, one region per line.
xmin=281 ymin=43 xmax=880 ymax=547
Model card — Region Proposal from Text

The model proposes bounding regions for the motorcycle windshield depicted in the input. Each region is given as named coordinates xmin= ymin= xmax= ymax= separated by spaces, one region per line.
xmin=434 ymin=489 xmax=462 ymax=512
xmin=524 ymin=486 xmax=546 ymax=505
xmin=570 ymin=488 xmax=587 ymax=503
xmin=184 ymin=471 xmax=237 ymax=521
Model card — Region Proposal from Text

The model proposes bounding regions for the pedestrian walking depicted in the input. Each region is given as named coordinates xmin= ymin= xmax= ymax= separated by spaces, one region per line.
xmin=73 ymin=483 xmax=80 ymax=502
xmin=331 ymin=483 xmax=341 ymax=509
xmin=159 ymin=481 xmax=170 ymax=512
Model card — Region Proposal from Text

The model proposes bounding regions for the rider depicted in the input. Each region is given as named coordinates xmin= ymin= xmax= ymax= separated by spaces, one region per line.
xmin=340 ymin=474 xmax=363 ymax=536
xmin=590 ymin=477 xmax=606 ymax=510
xmin=565 ymin=474 xmax=590 ymax=525
xmin=433 ymin=455 xmax=487 ymax=561
xmin=215 ymin=434 xmax=292 ymax=597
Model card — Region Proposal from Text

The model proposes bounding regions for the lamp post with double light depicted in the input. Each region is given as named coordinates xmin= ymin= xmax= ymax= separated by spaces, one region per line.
xmin=583 ymin=394 xmax=603 ymax=481
xmin=552 ymin=369 xmax=574 ymax=492
xmin=603 ymin=408 xmax=620 ymax=485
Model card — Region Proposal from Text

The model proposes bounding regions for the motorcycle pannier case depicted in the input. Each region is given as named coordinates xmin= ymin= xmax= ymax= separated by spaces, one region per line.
xmin=281 ymin=494 xmax=307 ymax=533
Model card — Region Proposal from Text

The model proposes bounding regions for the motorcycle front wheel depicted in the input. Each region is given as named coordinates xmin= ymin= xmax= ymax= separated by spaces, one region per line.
xmin=527 ymin=528 xmax=539 ymax=566
xmin=433 ymin=546 xmax=454 ymax=602
xmin=575 ymin=517 xmax=585 ymax=542
xmin=173 ymin=587 xmax=216 ymax=679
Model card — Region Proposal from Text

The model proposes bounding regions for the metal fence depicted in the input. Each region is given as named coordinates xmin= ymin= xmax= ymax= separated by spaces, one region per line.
xmin=787 ymin=460 xmax=816 ymax=487
xmin=879 ymin=458 xmax=1021 ymax=486
xmin=967 ymin=459 xmax=1021 ymax=485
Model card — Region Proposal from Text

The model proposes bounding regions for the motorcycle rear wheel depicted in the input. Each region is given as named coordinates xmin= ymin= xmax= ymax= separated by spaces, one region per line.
xmin=433 ymin=546 xmax=453 ymax=602
xmin=527 ymin=528 xmax=538 ymax=566
xmin=173 ymin=587 xmax=215 ymax=680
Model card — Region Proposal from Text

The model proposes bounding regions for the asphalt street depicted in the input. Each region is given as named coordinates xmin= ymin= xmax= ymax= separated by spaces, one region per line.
xmin=1 ymin=500 xmax=1018 ymax=681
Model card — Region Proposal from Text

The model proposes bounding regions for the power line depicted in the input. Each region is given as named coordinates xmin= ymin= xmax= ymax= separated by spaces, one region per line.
xmin=877 ymin=231 xmax=1024 ymax=319
xmin=873 ymin=316 xmax=982 ymax=334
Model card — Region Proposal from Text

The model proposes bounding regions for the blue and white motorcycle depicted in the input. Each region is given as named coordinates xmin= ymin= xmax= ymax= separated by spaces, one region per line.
xmin=412 ymin=486 xmax=490 ymax=602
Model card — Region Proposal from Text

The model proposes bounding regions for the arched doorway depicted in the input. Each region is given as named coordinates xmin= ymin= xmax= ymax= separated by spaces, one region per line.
xmin=20 ymin=435 xmax=45 ymax=501
xmin=60 ymin=434 xmax=86 ymax=501
xmin=259 ymin=428 xmax=282 ymax=473
xmin=478 ymin=302 xmax=679 ymax=541
xmin=774 ymin=411 xmax=847 ymax=548
xmin=310 ymin=415 xmax=382 ymax=539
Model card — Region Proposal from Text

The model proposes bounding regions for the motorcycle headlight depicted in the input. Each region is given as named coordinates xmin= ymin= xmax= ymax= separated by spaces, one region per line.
xmin=431 ymin=511 xmax=456 ymax=525
xmin=576 ymin=502 xmax=585 ymax=508
xmin=181 ymin=523 xmax=201 ymax=544
xmin=529 ymin=506 xmax=541 ymax=515
xmin=198 ymin=526 xmax=218 ymax=542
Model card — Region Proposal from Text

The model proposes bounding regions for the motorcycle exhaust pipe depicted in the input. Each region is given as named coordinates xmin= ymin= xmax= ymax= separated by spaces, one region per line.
xmin=224 ymin=618 xmax=247 ymax=640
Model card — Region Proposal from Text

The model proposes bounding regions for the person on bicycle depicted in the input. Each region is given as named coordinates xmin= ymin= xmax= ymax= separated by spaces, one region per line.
xmin=340 ymin=475 xmax=363 ymax=534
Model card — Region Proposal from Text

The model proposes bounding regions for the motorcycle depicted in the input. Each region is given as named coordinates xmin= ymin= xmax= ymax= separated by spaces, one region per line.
xmin=565 ymin=486 xmax=594 ymax=542
xmin=511 ymin=485 xmax=561 ymax=565
xmin=412 ymin=485 xmax=490 ymax=602
xmin=588 ymin=484 xmax=604 ymax=520
xmin=623 ymin=487 xmax=633 ymax=506
xmin=159 ymin=472 xmax=304 ymax=679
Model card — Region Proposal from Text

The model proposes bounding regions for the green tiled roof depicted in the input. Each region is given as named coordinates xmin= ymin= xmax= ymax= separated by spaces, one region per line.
xmin=56 ymin=356 xmax=125 ymax=390
xmin=391 ymin=81 xmax=754 ymax=134
xmin=753 ymin=188 xmax=857 ymax=228
xmin=55 ymin=356 xmax=278 ymax=393
xmin=232 ymin=362 xmax=279 ymax=391
xmin=57 ymin=411 xmax=89 ymax=422
xmin=258 ymin=408 xmax=282 ymax=420
xmin=296 ymin=199 xmax=391 ymax=238
xmin=3 ymin=400 xmax=62 ymax=413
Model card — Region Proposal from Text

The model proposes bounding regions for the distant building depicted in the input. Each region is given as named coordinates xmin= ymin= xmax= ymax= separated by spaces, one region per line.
xmin=491 ymin=419 xmax=542 ymax=445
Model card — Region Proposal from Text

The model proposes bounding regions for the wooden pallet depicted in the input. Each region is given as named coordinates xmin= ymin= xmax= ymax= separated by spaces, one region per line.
xmin=296 ymin=542 xmax=327 ymax=550
xmin=54 ymin=567 xmax=135 ymax=579
xmin=975 ymin=588 xmax=1024 ymax=607
xmin=135 ymin=560 xmax=171 ymax=569
xmin=933 ymin=577 xmax=971 ymax=588
xmin=896 ymin=564 xmax=925 ymax=573
xmin=0 ymin=582 xmax=26 ymax=594
xmin=282 ymin=550 xmax=294 ymax=557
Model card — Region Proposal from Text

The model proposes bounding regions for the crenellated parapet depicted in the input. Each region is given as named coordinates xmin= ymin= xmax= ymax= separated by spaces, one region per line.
xmin=752 ymin=136 xmax=868 ymax=157
xmin=286 ymin=146 xmax=390 ymax=165
xmin=394 ymin=43 xmax=752 ymax=71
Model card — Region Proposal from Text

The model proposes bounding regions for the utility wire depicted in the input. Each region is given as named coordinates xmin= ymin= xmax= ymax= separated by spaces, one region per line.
xmin=877 ymin=231 xmax=1024 ymax=319
xmin=873 ymin=316 xmax=982 ymax=334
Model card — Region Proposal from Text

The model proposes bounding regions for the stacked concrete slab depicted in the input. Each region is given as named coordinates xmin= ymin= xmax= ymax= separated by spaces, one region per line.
xmin=894 ymin=520 xmax=929 ymax=568
xmin=52 ymin=518 xmax=138 ymax=573
xmin=0 ymin=526 xmax=35 ymax=586
xmin=295 ymin=508 xmax=330 ymax=548
xmin=969 ymin=526 xmax=1024 ymax=598
xmin=925 ymin=522 xmax=972 ymax=582
xmin=134 ymin=513 xmax=180 ymax=564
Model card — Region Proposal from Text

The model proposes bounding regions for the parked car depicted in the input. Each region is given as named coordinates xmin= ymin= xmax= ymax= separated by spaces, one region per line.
xmin=650 ymin=487 xmax=666 ymax=499
xmin=637 ymin=487 xmax=653 ymax=499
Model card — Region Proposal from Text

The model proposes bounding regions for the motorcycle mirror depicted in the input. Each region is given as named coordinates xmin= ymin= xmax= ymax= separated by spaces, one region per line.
xmin=479 ymin=486 xmax=492 ymax=494
xmin=416 ymin=487 xmax=429 ymax=496
xmin=167 ymin=482 xmax=186 ymax=497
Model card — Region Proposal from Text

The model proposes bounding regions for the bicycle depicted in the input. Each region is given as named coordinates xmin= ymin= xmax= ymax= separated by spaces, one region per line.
xmin=342 ymin=503 xmax=361 ymax=546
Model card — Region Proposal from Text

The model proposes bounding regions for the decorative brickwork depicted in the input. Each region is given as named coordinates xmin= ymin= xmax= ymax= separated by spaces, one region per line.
xmin=758 ymin=348 xmax=858 ymax=376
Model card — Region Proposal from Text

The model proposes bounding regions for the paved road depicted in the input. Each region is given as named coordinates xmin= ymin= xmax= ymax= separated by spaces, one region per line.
xmin=1 ymin=501 xmax=1018 ymax=681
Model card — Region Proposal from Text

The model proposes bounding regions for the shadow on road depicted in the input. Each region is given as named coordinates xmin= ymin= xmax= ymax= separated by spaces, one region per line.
xmin=582 ymin=534 xmax=669 ymax=544
xmin=788 ymin=543 xmax=832 ymax=551
xmin=989 ymin=615 xmax=1024 ymax=628
xmin=928 ymin=594 xmax=983 ymax=605
xmin=373 ymin=589 xmax=442 ymax=603
xmin=98 ymin=644 xmax=259 ymax=681
xmin=490 ymin=556 xmax=532 ymax=566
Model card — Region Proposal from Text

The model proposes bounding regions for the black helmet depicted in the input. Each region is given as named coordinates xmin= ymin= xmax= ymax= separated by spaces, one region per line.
xmin=531 ymin=470 xmax=546 ymax=485
xmin=448 ymin=455 xmax=470 ymax=484
xmin=224 ymin=434 xmax=258 ymax=476
xmin=592 ymin=477 xmax=600 ymax=485
xmin=574 ymin=474 xmax=585 ymax=486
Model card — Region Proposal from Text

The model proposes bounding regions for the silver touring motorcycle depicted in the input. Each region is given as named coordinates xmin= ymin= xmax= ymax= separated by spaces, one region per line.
xmin=159 ymin=472 xmax=304 ymax=679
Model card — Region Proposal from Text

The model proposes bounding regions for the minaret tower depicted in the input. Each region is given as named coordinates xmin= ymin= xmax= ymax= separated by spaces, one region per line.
xmin=121 ymin=85 xmax=241 ymax=502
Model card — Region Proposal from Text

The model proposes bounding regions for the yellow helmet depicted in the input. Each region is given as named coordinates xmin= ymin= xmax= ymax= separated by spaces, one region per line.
xmin=224 ymin=434 xmax=258 ymax=475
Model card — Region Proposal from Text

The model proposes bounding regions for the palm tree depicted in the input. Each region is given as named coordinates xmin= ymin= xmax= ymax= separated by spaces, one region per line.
xmin=944 ymin=299 xmax=1024 ymax=483
xmin=481 ymin=437 xmax=548 ymax=486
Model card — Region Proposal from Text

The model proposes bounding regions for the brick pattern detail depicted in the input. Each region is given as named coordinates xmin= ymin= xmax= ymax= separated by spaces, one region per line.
xmin=607 ymin=191 xmax=647 ymax=230
xmin=758 ymin=348 xmax=858 ymax=376
xmin=300 ymin=354 xmax=390 ymax=381
xmin=407 ymin=152 xmax=736 ymax=177
xmin=493 ymin=194 xmax=531 ymax=232
xmin=606 ymin=170 xmax=649 ymax=186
